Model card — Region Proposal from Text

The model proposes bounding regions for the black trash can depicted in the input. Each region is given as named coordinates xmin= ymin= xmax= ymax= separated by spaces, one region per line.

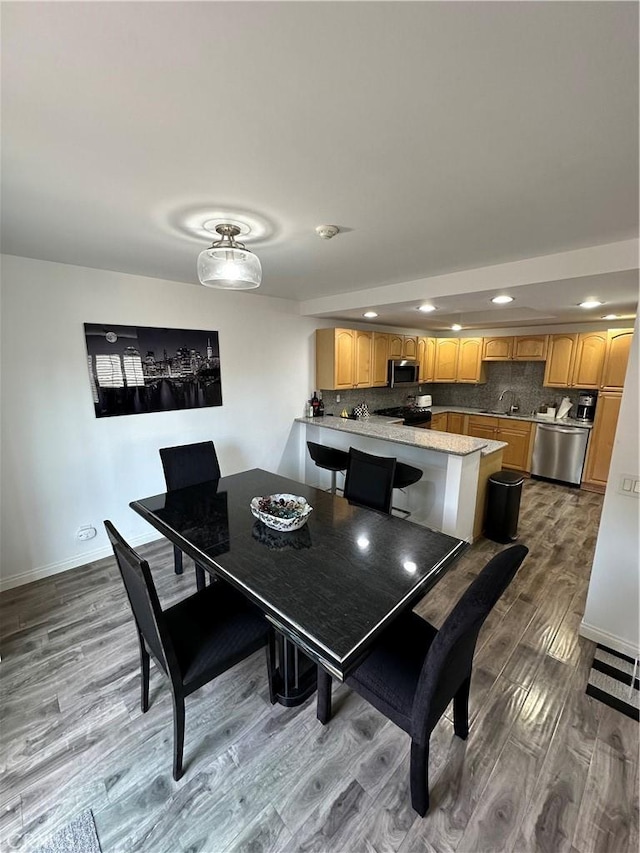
xmin=485 ymin=470 xmax=524 ymax=543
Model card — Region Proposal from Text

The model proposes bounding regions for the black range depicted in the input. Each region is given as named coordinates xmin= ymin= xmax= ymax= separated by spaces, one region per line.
xmin=374 ymin=406 xmax=432 ymax=428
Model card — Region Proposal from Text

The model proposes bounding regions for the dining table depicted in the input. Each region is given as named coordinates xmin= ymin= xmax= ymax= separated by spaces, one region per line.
xmin=130 ymin=468 xmax=467 ymax=706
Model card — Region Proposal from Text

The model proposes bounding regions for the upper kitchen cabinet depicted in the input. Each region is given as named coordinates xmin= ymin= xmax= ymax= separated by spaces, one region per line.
xmin=481 ymin=335 xmax=547 ymax=361
xmin=371 ymin=333 xmax=390 ymax=387
xmin=482 ymin=337 xmax=514 ymax=360
xmin=457 ymin=338 xmax=487 ymax=383
xmin=389 ymin=334 xmax=418 ymax=360
xmin=600 ymin=329 xmax=634 ymax=391
xmin=315 ymin=328 xmax=372 ymax=390
xmin=572 ymin=331 xmax=608 ymax=388
xmin=417 ymin=336 xmax=436 ymax=383
xmin=513 ymin=335 xmax=548 ymax=361
xmin=543 ymin=334 xmax=578 ymax=387
xmin=433 ymin=338 xmax=459 ymax=383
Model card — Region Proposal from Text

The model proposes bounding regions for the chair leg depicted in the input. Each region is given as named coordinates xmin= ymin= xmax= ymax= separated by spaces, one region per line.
xmin=266 ymin=631 xmax=277 ymax=705
xmin=316 ymin=667 xmax=333 ymax=724
xmin=172 ymin=692 xmax=186 ymax=781
xmin=140 ymin=641 xmax=150 ymax=713
xmin=173 ymin=544 xmax=183 ymax=575
xmin=410 ymin=739 xmax=430 ymax=817
xmin=454 ymin=675 xmax=471 ymax=740
xmin=195 ymin=564 xmax=206 ymax=591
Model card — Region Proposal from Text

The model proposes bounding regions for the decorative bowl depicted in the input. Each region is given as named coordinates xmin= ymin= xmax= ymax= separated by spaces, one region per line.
xmin=250 ymin=494 xmax=313 ymax=532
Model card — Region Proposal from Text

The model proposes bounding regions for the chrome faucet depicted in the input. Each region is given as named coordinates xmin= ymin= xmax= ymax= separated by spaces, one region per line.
xmin=498 ymin=388 xmax=516 ymax=412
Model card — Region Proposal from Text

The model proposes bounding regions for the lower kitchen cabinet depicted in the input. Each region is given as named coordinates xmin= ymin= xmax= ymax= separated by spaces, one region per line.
xmin=430 ymin=412 xmax=448 ymax=431
xmin=582 ymin=392 xmax=622 ymax=490
xmin=446 ymin=412 xmax=466 ymax=434
xmin=466 ymin=415 xmax=533 ymax=472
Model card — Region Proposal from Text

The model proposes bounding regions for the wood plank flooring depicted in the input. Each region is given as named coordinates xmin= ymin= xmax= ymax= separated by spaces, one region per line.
xmin=1 ymin=478 xmax=638 ymax=852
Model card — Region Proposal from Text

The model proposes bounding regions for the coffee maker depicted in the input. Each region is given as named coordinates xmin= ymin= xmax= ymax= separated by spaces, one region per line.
xmin=576 ymin=392 xmax=597 ymax=422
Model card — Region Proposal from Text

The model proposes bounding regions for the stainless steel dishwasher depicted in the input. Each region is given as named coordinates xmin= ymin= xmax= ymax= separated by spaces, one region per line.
xmin=531 ymin=423 xmax=590 ymax=485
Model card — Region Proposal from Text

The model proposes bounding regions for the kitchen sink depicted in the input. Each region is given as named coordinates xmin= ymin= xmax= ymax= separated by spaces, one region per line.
xmin=479 ymin=409 xmax=511 ymax=415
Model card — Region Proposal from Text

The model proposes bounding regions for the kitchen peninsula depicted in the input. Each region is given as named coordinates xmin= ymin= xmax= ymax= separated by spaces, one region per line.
xmin=293 ymin=415 xmax=506 ymax=542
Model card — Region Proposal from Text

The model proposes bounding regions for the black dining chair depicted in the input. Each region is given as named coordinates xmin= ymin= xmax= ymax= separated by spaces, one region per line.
xmin=343 ymin=446 xmax=397 ymax=514
xmin=104 ymin=520 xmax=272 ymax=781
xmin=160 ymin=441 xmax=221 ymax=590
xmin=316 ymin=544 xmax=529 ymax=816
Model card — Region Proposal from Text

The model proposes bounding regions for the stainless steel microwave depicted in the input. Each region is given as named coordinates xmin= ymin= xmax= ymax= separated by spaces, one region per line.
xmin=388 ymin=359 xmax=420 ymax=387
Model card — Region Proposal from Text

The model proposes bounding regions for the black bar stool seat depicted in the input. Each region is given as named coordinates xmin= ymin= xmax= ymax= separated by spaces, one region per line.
xmin=307 ymin=441 xmax=350 ymax=494
xmin=393 ymin=462 xmax=423 ymax=518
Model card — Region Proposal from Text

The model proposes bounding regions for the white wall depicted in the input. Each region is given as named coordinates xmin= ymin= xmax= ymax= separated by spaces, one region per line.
xmin=580 ymin=318 xmax=639 ymax=657
xmin=0 ymin=255 xmax=322 ymax=589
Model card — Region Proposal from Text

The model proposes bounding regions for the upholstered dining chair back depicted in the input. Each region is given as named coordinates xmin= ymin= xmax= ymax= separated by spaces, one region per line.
xmin=412 ymin=543 xmax=529 ymax=739
xmin=343 ymin=447 xmax=397 ymax=514
xmin=160 ymin=440 xmax=221 ymax=492
xmin=104 ymin=519 xmax=178 ymax=681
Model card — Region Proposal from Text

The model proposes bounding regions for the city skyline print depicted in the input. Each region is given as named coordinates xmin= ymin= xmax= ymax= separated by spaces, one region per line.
xmin=84 ymin=323 xmax=223 ymax=418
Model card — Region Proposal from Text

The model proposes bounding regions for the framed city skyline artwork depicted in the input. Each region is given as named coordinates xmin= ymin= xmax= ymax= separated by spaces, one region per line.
xmin=84 ymin=323 xmax=223 ymax=418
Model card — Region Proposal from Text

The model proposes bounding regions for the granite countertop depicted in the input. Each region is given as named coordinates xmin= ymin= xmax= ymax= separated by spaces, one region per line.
xmin=296 ymin=415 xmax=507 ymax=457
xmin=431 ymin=405 xmax=594 ymax=429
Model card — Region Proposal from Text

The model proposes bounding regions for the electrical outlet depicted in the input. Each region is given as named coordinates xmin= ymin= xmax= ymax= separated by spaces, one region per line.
xmin=76 ymin=525 xmax=97 ymax=541
xmin=336 ymin=394 xmax=341 ymax=403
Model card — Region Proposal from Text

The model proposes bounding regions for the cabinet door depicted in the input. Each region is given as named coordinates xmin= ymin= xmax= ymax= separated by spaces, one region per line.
xmin=430 ymin=413 xmax=448 ymax=431
xmin=467 ymin=415 xmax=498 ymax=441
xmin=434 ymin=339 xmax=459 ymax=383
xmin=388 ymin=335 xmax=404 ymax=360
xmin=417 ymin=336 xmax=435 ymax=382
xmin=513 ymin=335 xmax=548 ymax=361
xmin=543 ymin=334 xmax=578 ymax=387
xmin=600 ymin=329 xmax=634 ymax=391
xmin=353 ymin=330 xmax=372 ymax=387
xmin=334 ymin=329 xmax=355 ymax=389
xmin=403 ymin=336 xmax=418 ymax=360
xmin=457 ymin=338 xmax=485 ymax=383
xmin=497 ymin=420 xmax=532 ymax=471
xmin=447 ymin=413 xmax=465 ymax=434
xmin=583 ymin=392 xmax=622 ymax=486
xmin=371 ymin=333 xmax=389 ymax=387
xmin=572 ymin=331 xmax=607 ymax=389
xmin=482 ymin=337 xmax=513 ymax=360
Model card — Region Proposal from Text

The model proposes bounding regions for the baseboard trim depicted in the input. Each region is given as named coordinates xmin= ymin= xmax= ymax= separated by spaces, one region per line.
xmin=0 ymin=530 xmax=163 ymax=592
xmin=579 ymin=620 xmax=639 ymax=661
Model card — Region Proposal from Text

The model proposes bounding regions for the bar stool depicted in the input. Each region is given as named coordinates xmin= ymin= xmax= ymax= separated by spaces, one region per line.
xmin=306 ymin=441 xmax=350 ymax=495
xmin=392 ymin=462 xmax=423 ymax=518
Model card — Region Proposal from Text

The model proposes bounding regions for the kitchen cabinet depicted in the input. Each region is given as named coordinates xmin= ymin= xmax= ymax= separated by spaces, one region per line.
xmin=467 ymin=414 xmax=534 ymax=472
xmin=371 ymin=333 xmax=390 ymax=387
xmin=433 ymin=339 xmax=459 ymax=383
xmin=447 ymin=412 xmax=466 ymax=434
xmin=430 ymin=412 xmax=448 ymax=431
xmin=389 ymin=335 xmax=418 ymax=360
xmin=513 ymin=335 xmax=548 ymax=361
xmin=353 ymin=330 xmax=372 ymax=387
xmin=315 ymin=328 xmax=359 ymax=390
xmin=600 ymin=329 xmax=634 ymax=391
xmin=543 ymin=334 xmax=578 ymax=387
xmin=582 ymin=392 xmax=622 ymax=490
xmin=572 ymin=331 xmax=608 ymax=388
xmin=482 ymin=337 xmax=514 ymax=360
xmin=417 ymin=336 xmax=436 ymax=383
xmin=457 ymin=338 xmax=486 ymax=383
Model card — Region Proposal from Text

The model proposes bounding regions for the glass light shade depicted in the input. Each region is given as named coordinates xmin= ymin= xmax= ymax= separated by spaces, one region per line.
xmin=197 ymin=246 xmax=262 ymax=290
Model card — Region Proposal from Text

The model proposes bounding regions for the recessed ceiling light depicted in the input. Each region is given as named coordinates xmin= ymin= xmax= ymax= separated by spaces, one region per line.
xmin=491 ymin=295 xmax=514 ymax=304
xmin=451 ymin=324 xmax=462 ymax=331
xmin=602 ymin=314 xmax=618 ymax=320
xmin=579 ymin=300 xmax=603 ymax=309
xmin=418 ymin=304 xmax=437 ymax=313
xmin=363 ymin=311 xmax=378 ymax=318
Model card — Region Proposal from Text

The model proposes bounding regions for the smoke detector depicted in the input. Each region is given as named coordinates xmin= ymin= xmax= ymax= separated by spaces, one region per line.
xmin=315 ymin=224 xmax=339 ymax=240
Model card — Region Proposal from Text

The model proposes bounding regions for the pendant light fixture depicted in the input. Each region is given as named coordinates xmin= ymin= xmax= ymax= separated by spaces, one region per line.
xmin=197 ymin=224 xmax=262 ymax=290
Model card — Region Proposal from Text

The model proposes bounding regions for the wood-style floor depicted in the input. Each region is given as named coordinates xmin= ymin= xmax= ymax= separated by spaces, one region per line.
xmin=1 ymin=479 xmax=638 ymax=852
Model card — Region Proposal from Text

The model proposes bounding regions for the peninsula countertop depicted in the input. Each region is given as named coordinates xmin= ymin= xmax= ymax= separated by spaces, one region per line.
xmin=296 ymin=415 xmax=507 ymax=457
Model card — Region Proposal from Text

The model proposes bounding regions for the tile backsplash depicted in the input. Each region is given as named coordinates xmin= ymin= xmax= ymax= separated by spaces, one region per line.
xmin=318 ymin=361 xmax=584 ymax=417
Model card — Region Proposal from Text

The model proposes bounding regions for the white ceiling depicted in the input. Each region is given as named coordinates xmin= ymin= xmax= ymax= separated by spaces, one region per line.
xmin=1 ymin=1 xmax=638 ymax=329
